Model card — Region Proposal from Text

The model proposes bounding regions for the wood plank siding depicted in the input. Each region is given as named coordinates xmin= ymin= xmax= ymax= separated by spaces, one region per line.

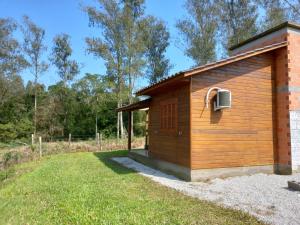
xmin=148 ymin=84 xmax=190 ymax=167
xmin=190 ymin=53 xmax=276 ymax=170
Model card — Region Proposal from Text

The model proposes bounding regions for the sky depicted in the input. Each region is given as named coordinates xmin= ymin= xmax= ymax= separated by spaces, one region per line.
xmin=0 ymin=0 xmax=194 ymax=90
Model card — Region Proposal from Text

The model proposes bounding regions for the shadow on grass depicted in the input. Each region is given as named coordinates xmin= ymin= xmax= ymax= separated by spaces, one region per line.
xmin=93 ymin=150 xmax=136 ymax=175
xmin=93 ymin=150 xmax=181 ymax=181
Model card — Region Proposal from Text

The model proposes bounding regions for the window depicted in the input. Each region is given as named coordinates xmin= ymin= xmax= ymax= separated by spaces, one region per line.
xmin=160 ymin=98 xmax=178 ymax=132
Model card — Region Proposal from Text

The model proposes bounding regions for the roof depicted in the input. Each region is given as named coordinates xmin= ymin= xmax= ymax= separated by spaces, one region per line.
xmin=229 ymin=21 xmax=300 ymax=51
xmin=136 ymin=41 xmax=287 ymax=96
xmin=116 ymin=98 xmax=151 ymax=112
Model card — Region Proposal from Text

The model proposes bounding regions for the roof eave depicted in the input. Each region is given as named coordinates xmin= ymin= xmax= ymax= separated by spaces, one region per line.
xmin=116 ymin=98 xmax=151 ymax=112
xmin=136 ymin=72 xmax=185 ymax=96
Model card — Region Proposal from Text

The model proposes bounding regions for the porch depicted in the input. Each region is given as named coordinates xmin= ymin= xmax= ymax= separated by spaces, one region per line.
xmin=117 ymin=98 xmax=150 ymax=151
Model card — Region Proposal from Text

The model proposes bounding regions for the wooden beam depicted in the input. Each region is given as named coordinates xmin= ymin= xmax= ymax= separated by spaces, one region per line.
xmin=128 ymin=111 xmax=132 ymax=151
xmin=116 ymin=98 xmax=151 ymax=112
xmin=145 ymin=110 xmax=149 ymax=150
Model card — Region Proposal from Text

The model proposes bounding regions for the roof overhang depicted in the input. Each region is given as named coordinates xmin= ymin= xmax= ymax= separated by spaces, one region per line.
xmin=136 ymin=41 xmax=287 ymax=96
xmin=116 ymin=98 xmax=151 ymax=112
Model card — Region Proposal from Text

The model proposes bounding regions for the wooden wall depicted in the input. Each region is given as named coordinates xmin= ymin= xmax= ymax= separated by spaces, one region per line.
xmin=148 ymin=84 xmax=190 ymax=168
xmin=190 ymin=53 xmax=276 ymax=169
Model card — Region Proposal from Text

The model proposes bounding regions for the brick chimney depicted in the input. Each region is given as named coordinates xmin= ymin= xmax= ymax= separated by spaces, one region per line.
xmin=230 ymin=22 xmax=300 ymax=174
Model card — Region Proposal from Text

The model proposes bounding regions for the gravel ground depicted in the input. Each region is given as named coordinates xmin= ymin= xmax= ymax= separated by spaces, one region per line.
xmin=112 ymin=157 xmax=300 ymax=225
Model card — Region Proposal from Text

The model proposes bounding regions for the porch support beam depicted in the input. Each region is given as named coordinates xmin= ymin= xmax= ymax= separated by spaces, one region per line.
xmin=128 ymin=111 xmax=132 ymax=151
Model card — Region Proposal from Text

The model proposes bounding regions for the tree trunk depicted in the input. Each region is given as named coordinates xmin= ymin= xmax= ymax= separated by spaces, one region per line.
xmin=117 ymin=102 xmax=120 ymax=140
xmin=34 ymin=90 xmax=37 ymax=136
xmin=120 ymin=110 xmax=125 ymax=139
xmin=95 ymin=113 xmax=98 ymax=137
xmin=34 ymin=71 xmax=38 ymax=136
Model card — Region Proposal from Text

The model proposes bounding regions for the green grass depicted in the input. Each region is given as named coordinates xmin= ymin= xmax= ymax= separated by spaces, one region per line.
xmin=0 ymin=151 xmax=264 ymax=225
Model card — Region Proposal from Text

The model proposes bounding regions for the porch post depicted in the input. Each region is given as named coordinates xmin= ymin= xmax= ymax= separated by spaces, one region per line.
xmin=145 ymin=109 xmax=149 ymax=150
xmin=128 ymin=111 xmax=132 ymax=151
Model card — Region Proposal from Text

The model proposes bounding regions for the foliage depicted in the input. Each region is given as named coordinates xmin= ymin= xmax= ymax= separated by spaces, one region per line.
xmin=51 ymin=34 xmax=79 ymax=87
xmin=15 ymin=117 xmax=33 ymax=140
xmin=21 ymin=15 xmax=48 ymax=135
xmin=257 ymin=0 xmax=300 ymax=30
xmin=85 ymin=0 xmax=167 ymax=138
xmin=142 ymin=16 xmax=171 ymax=83
xmin=217 ymin=0 xmax=258 ymax=48
xmin=0 ymin=18 xmax=27 ymax=77
xmin=0 ymin=74 xmax=26 ymax=124
xmin=85 ymin=0 xmax=127 ymax=139
xmin=177 ymin=0 xmax=218 ymax=65
xmin=0 ymin=152 xmax=264 ymax=225
xmin=177 ymin=0 xmax=300 ymax=60
xmin=21 ymin=15 xmax=48 ymax=79
xmin=0 ymin=18 xmax=27 ymax=122
xmin=0 ymin=123 xmax=17 ymax=142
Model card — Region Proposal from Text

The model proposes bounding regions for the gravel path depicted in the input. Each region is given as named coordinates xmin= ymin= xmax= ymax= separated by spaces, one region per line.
xmin=112 ymin=157 xmax=300 ymax=225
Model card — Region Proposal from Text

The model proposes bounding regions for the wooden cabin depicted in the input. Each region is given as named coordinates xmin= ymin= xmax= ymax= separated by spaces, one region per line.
xmin=117 ymin=21 xmax=300 ymax=181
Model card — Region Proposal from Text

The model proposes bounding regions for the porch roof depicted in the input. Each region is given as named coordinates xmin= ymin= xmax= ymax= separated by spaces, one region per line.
xmin=116 ymin=98 xmax=151 ymax=112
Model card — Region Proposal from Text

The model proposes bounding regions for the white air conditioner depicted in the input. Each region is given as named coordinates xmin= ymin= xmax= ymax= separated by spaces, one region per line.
xmin=214 ymin=89 xmax=231 ymax=111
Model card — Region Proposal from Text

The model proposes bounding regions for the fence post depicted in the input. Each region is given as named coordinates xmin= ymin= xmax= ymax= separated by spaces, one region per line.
xmin=39 ymin=136 xmax=42 ymax=158
xmin=32 ymin=134 xmax=35 ymax=145
xmin=69 ymin=133 xmax=72 ymax=147
xmin=99 ymin=133 xmax=102 ymax=151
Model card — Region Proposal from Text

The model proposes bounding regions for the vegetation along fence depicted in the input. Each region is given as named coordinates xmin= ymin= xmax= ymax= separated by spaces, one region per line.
xmin=0 ymin=134 xmax=145 ymax=181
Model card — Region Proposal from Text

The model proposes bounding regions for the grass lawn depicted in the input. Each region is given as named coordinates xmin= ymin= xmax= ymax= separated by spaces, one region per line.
xmin=0 ymin=151 xmax=264 ymax=225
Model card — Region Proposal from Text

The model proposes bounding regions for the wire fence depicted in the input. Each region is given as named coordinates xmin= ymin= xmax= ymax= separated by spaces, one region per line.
xmin=42 ymin=135 xmax=97 ymax=142
xmin=0 ymin=135 xmax=145 ymax=173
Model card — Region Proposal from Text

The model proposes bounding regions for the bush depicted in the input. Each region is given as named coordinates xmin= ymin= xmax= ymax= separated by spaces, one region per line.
xmin=0 ymin=123 xmax=17 ymax=142
xmin=2 ymin=152 xmax=13 ymax=167
xmin=2 ymin=151 xmax=21 ymax=168
xmin=16 ymin=118 xmax=32 ymax=140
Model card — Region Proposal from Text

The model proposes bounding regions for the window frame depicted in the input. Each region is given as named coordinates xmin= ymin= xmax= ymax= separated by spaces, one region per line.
xmin=159 ymin=98 xmax=178 ymax=133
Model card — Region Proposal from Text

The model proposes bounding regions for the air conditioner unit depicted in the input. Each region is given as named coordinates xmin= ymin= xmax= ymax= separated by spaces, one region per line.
xmin=214 ymin=89 xmax=231 ymax=111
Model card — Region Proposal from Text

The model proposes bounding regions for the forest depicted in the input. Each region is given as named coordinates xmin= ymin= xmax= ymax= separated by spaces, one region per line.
xmin=1 ymin=0 xmax=300 ymax=143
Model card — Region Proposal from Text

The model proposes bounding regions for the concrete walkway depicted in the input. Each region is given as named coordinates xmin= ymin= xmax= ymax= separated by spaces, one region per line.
xmin=112 ymin=157 xmax=300 ymax=225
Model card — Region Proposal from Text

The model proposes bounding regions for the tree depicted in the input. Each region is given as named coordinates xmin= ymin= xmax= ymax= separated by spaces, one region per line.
xmin=72 ymin=73 xmax=117 ymax=137
xmin=0 ymin=18 xmax=27 ymax=108
xmin=257 ymin=0 xmax=300 ymax=30
xmin=176 ymin=0 xmax=218 ymax=66
xmin=85 ymin=0 xmax=127 ymax=139
xmin=142 ymin=16 xmax=171 ymax=84
xmin=51 ymin=34 xmax=79 ymax=87
xmin=217 ymin=0 xmax=258 ymax=49
xmin=0 ymin=18 xmax=27 ymax=78
xmin=21 ymin=15 xmax=48 ymax=136
xmin=122 ymin=0 xmax=147 ymax=137
xmin=0 ymin=73 xmax=26 ymax=123
xmin=50 ymin=34 xmax=79 ymax=136
xmin=259 ymin=0 xmax=286 ymax=30
xmin=0 ymin=17 xmax=29 ymax=141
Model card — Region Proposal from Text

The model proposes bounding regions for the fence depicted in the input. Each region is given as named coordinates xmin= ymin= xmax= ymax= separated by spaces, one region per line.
xmin=0 ymin=134 xmax=145 ymax=172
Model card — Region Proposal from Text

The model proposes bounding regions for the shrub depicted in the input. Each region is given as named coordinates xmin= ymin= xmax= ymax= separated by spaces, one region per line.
xmin=2 ymin=152 xmax=13 ymax=168
xmin=0 ymin=123 xmax=17 ymax=142
xmin=30 ymin=144 xmax=35 ymax=152
xmin=16 ymin=118 xmax=32 ymax=140
xmin=2 ymin=151 xmax=21 ymax=168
